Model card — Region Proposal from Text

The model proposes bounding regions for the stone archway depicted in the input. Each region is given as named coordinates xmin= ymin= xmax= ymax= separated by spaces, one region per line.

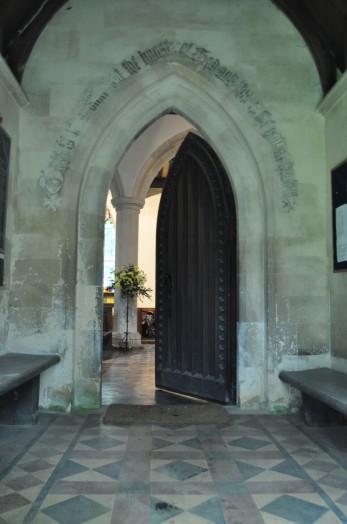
xmin=72 ymin=65 xmax=267 ymax=410
xmin=108 ymin=116 xmax=195 ymax=350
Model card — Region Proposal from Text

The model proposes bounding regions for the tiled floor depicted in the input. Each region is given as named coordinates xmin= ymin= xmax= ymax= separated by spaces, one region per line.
xmin=0 ymin=347 xmax=347 ymax=523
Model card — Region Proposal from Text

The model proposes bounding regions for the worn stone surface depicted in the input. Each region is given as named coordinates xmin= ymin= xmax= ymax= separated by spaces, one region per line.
xmin=103 ymin=403 xmax=230 ymax=425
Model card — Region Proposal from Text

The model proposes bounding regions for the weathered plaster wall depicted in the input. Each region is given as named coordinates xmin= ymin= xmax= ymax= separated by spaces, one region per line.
xmin=6 ymin=0 xmax=328 ymax=411
xmin=320 ymin=72 xmax=347 ymax=374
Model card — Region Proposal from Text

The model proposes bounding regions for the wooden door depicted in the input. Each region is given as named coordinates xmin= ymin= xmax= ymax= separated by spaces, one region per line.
xmin=155 ymin=132 xmax=237 ymax=403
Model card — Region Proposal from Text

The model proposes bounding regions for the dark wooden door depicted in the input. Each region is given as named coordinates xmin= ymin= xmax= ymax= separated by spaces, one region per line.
xmin=155 ymin=132 xmax=237 ymax=403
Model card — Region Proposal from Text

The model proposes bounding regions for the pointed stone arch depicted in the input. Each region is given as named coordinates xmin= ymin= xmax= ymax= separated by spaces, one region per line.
xmin=72 ymin=65 xmax=268 ymax=409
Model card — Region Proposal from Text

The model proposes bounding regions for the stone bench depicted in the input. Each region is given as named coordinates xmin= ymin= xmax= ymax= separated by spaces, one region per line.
xmin=0 ymin=353 xmax=60 ymax=425
xmin=279 ymin=367 xmax=347 ymax=427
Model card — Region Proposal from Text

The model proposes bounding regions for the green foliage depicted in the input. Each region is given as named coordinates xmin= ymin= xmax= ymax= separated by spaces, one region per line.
xmin=111 ymin=264 xmax=152 ymax=300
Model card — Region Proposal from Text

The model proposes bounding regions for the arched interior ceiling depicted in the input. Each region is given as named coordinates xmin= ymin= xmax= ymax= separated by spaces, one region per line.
xmin=1 ymin=0 xmax=346 ymax=93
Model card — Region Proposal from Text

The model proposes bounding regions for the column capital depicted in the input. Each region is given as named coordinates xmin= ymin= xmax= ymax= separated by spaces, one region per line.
xmin=111 ymin=196 xmax=145 ymax=212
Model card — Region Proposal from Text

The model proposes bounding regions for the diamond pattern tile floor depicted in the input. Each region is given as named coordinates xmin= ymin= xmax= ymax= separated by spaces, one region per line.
xmin=41 ymin=494 xmax=110 ymax=524
xmin=0 ymin=347 xmax=346 ymax=523
xmin=153 ymin=459 xmax=208 ymax=481
xmin=261 ymin=494 xmax=329 ymax=523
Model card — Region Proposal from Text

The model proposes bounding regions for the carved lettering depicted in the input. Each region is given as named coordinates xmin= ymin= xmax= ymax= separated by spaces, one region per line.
xmin=48 ymin=151 xmax=70 ymax=172
xmin=179 ymin=42 xmax=194 ymax=54
xmin=255 ymin=110 xmax=274 ymax=128
xmin=191 ymin=47 xmax=210 ymax=66
xmin=56 ymin=136 xmax=75 ymax=150
xmin=278 ymin=163 xmax=295 ymax=183
xmin=110 ymin=68 xmax=126 ymax=87
xmin=138 ymin=48 xmax=158 ymax=65
xmin=121 ymin=56 xmax=141 ymax=75
xmin=90 ymin=91 xmax=109 ymax=111
xmin=66 ymin=116 xmax=88 ymax=137
xmin=217 ymin=70 xmax=238 ymax=87
xmin=262 ymin=127 xmax=285 ymax=150
xmin=273 ymin=149 xmax=291 ymax=165
xmin=233 ymin=80 xmax=251 ymax=103
xmin=204 ymin=57 xmax=220 ymax=72
xmin=138 ymin=39 xmax=174 ymax=65
xmin=41 ymin=39 xmax=297 ymax=211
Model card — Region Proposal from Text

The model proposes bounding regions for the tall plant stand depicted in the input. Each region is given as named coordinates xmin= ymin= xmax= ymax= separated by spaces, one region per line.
xmin=120 ymin=295 xmax=132 ymax=351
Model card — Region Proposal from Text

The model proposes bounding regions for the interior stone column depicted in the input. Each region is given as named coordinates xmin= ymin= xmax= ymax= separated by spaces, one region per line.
xmin=111 ymin=196 xmax=145 ymax=349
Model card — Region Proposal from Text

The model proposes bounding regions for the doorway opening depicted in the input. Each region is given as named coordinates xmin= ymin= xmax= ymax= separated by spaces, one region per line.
xmin=101 ymin=116 xmax=237 ymax=406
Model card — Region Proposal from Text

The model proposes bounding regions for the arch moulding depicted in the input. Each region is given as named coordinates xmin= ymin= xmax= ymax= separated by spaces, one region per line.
xmin=73 ymin=65 xmax=268 ymax=409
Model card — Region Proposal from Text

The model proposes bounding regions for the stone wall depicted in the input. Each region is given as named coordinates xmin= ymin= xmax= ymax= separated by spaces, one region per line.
xmin=1 ymin=0 xmax=330 ymax=411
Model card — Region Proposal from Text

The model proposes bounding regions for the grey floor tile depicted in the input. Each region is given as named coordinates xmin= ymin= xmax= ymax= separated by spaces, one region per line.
xmin=1 ymin=348 xmax=347 ymax=524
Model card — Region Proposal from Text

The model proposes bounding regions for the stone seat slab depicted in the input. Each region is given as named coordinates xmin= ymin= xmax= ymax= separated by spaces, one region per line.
xmin=279 ymin=367 xmax=347 ymax=425
xmin=0 ymin=353 xmax=60 ymax=424
xmin=0 ymin=353 xmax=60 ymax=396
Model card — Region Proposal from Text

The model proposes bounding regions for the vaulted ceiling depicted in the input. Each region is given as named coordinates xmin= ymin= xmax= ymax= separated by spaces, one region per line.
xmin=0 ymin=0 xmax=346 ymax=94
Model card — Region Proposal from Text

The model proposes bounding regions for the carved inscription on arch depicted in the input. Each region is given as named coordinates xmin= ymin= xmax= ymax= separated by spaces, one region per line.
xmin=40 ymin=39 xmax=297 ymax=211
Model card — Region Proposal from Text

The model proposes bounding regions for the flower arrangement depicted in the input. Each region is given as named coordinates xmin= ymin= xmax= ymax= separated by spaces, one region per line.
xmin=112 ymin=264 xmax=152 ymax=300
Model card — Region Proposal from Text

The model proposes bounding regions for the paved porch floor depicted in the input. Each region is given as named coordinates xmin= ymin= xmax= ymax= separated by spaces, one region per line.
xmin=0 ymin=347 xmax=347 ymax=523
